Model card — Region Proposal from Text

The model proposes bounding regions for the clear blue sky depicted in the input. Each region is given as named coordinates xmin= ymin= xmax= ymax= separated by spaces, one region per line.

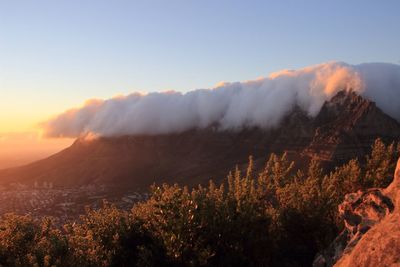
xmin=0 ymin=0 xmax=399 ymax=131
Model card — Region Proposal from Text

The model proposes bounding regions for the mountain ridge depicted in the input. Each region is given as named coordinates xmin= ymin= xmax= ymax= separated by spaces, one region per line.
xmin=1 ymin=91 xmax=399 ymax=191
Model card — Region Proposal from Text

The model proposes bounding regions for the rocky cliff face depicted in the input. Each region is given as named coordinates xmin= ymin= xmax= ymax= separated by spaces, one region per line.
xmin=305 ymin=91 xmax=400 ymax=162
xmin=314 ymin=158 xmax=400 ymax=267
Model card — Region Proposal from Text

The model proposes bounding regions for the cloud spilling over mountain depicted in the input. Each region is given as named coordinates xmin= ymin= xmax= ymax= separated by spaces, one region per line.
xmin=42 ymin=62 xmax=400 ymax=138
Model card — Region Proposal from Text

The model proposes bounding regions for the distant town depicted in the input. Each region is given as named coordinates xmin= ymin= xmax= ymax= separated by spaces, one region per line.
xmin=0 ymin=182 xmax=148 ymax=222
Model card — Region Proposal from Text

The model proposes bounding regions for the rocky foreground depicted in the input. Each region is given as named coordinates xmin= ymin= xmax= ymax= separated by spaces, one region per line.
xmin=315 ymin=157 xmax=400 ymax=266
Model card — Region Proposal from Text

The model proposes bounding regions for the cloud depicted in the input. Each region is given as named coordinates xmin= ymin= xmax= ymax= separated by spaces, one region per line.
xmin=42 ymin=62 xmax=400 ymax=138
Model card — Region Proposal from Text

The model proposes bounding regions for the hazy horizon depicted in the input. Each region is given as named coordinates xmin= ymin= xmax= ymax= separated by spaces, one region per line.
xmin=0 ymin=132 xmax=72 ymax=169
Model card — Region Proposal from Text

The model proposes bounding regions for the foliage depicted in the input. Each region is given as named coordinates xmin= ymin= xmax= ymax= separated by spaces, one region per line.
xmin=0 ymin=214 xmax=68 ymax=267
xmin=65 ymin=201 xmax=167 ymax=267
xmin=0 ymin=138 xmax=398 ymax=267
xmin=365 ymin=138 xmax=400 ymax=187
xmin=133 ymin=168 xmax=273 ymax=267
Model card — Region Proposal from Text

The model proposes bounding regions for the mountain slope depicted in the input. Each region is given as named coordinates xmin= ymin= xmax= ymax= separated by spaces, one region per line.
xmin=0 ymin=91 xmax=399 ymax=190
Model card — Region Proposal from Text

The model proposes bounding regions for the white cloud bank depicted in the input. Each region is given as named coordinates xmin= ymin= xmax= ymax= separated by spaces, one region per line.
xmin=42 ymin=62 xmax=400 ymax=138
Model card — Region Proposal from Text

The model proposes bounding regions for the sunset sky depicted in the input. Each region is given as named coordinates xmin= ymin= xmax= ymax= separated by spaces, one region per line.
xmin=1 ymin=0 xmax=400 ymax=168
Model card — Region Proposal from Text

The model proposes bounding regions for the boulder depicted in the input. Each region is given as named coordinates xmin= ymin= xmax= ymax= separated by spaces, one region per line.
xmin=314 ymin=158 xmax=400 ymax=267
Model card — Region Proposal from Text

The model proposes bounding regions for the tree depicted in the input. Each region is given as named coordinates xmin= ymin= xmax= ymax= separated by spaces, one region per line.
xmin=365 ymin=139 xmax=398 ymax=187
xmin=323 ymin=159 xmax=362 ymax=206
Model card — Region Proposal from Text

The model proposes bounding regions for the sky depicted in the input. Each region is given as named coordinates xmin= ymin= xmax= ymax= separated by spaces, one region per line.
xmin=0 ymin=0 xmax=400 ymax=167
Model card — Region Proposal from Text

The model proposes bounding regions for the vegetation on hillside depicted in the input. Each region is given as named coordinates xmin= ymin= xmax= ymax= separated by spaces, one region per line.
xmin=0 ymin=139 xmax=398 ymax=267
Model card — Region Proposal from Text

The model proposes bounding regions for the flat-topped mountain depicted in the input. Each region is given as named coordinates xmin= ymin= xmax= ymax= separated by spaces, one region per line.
xmin=0 ymin=91 xmax=399 ymax=190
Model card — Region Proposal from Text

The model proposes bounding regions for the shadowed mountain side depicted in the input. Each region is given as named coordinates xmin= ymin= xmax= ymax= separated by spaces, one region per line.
xmin=304 ymin=91 xmax=400 ymax=161
xmin=0 ymin=127 xmax=307 ymax=190
xmin=0 ymin=91 xmax=399 ymax=191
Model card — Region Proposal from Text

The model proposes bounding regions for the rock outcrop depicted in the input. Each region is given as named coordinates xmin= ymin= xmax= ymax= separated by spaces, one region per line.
xmin=314 ymin=158 xmax=400 ymax=266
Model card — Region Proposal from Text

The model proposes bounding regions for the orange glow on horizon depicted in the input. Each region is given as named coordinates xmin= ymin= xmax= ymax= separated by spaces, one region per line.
xmin=0 ymin=131 xmax=73 ymax=169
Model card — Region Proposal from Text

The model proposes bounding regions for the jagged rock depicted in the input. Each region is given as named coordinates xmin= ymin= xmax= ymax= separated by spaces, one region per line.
xmin=305 ymin=91 xmax=400 ymax=162
xmin=339 ymin=189 xmax=394 ymax=235
xmin=314 ymin=158 xmax=400 ymax=267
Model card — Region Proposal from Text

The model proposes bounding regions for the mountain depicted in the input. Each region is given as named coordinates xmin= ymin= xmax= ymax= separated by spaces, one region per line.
xmin=304 ymin=90 xmax=400 ymax=161
xmin=0 ymin=91 xmax=399 ymax=191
